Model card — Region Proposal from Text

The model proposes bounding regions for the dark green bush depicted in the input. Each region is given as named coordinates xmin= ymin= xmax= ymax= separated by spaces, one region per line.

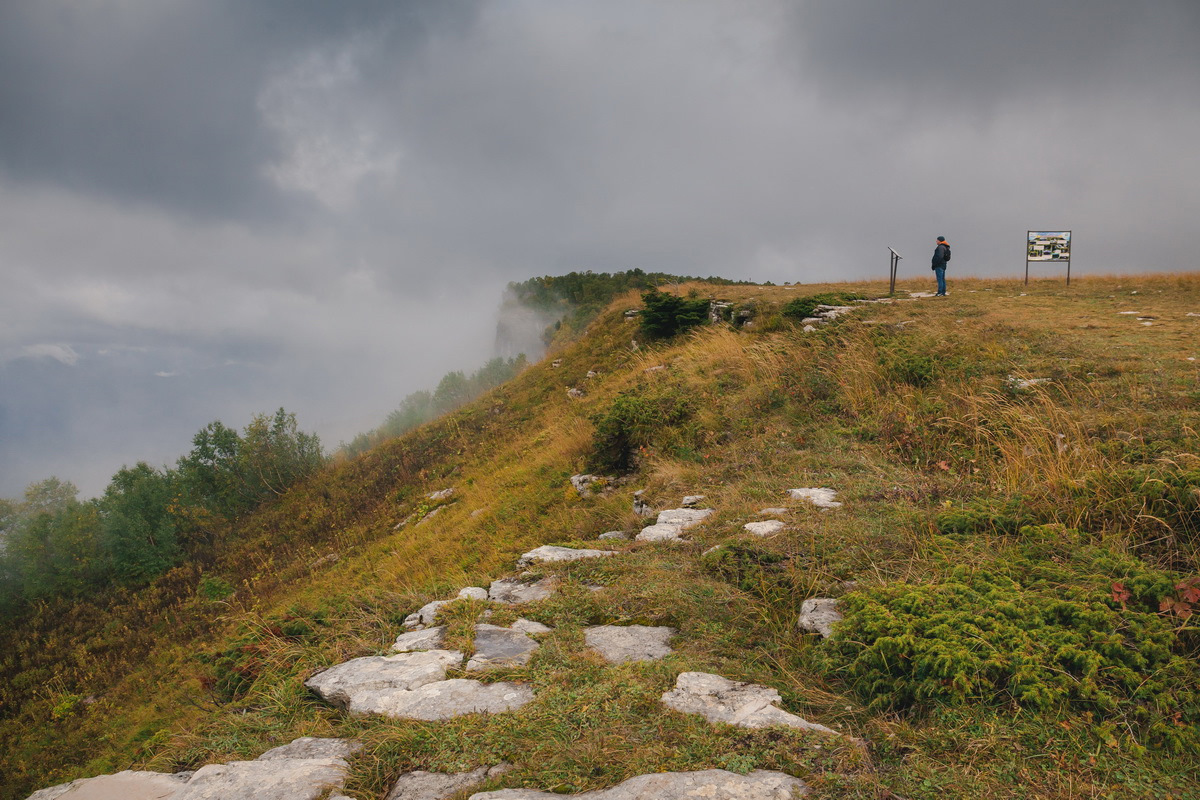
xmin=640 ymin=289 xmax=710 ymax=339
xmin=701 ymin=542 xmax=788 ymax=595
xmin=781 ymin=292 xmax=865 ymax=320
xmin=824 ymin=556 xmax=1200 ymax=752
xmin=590 ymin=384 xmax=696 ymax=473
xmin=936 ymin=496 xmax=1039 ymax=537
xmin=1075 ymin=465 xmax=1200 ymax=547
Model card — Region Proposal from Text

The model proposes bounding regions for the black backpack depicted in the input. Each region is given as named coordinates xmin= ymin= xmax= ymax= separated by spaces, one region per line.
xmin=942 ymin=244 xmax=951 ymax=262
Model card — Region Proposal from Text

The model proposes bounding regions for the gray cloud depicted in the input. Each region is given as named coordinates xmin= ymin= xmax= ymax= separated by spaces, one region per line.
xmin=1 ymin=0 xmax=1197 ymax=495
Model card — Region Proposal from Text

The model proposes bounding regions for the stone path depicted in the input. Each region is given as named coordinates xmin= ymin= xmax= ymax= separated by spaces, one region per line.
xmin=30 ymin=487 xmax=859 ymax=800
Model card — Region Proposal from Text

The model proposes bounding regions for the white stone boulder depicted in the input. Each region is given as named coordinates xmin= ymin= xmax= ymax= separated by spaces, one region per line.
xmin=656 ymin=508 xmax=713 ymax=528
xmin=743 ymin=520 xmax=785 ymax=536
xmin=488 ymin=578 xmax=556 ymax=604
xmin=510 ymin=618 xmax=553 ymax=635
xmin=584 ymin=625 xmax=674 ymax=663
xmin=458 ymin=587 xmax=490 ymax=601
xmin=680 ymin=495 xmax=706 ymax=508
xmin=787 ymin=488 xmax=842 ymax=509
xmin=634 ymin=523 xmax=685 ymax=543
xmin=26 ymin=772 xmax=189 ymax=800
xmin=392 ymin=627 xmax=447 ymax=653
xmin=597 ymin=531 xmax=628 ymax=540
xmin=516 ymin=546 xmax=615 ymax=567
xmin=306 ymin=650 xmax=463 ymax=711
xmin=386 ymin=764 xmax=512 ymax=800
xmin=797 ymin=598 xmax=843 ymax=639
xmin=468 ymin=769 xmax=807 ymax=799
xmin=466 ymin=624 xmax=539 ymax=672
xmin=759 ymin=507 xmax=789 ymax=516
xmin=661 ymin=672 xmax=841 ymax=737
xmin=404 ymin=600 xmax=449 ymax=630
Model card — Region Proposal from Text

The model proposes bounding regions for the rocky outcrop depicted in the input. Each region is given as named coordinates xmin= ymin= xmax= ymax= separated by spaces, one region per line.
xmin=661 ymin=672 xmax=841 ymax=737
xmin=743 ymin=520 xmax=785 ymax=536
xmin=584 ymin=625 xmax=674 ymax=663
xmin=634 ymin=507 xmax=713 ymax=542
xmin=488 ymin=577 xmax=557 ymax=604
xmin=465 ymin=624 xmax=541 ymax=671
xmin=468 ymin=769 xmax=808 ymax=799
xmin=796 ymin=598 xmax=842 ymax=639
xmin=386 ymin=764 xmax=512 ymax=800
xmin=27 ymin=738 xmax=360 ymax=800
xmin=517 ymin=546 xmax=616 ymax=567
xmin=787 ymin=488 xmax=842 ymax=509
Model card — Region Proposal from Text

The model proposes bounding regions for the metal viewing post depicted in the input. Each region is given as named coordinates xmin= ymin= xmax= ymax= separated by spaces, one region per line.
xmin=1026 ymin=230 xmax=1072 ymax=286
xmin=888 ymin=247 xmax=902 ymax=294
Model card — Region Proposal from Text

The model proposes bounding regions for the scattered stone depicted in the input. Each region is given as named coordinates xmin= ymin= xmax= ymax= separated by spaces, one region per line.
xmin=802 ymin=325 xmax=817 ymax=333
xmin=661 ymin=672 xmax=841 ymax=737
xmin=759 ymin=507 xmax=789 ymax=516
xmin=597 ymin=530 xmax=628 ymax=540
xmin=418 ymin=506 xmax=446 ymax=524
xmin=797 ymin=598 xmax=842 ymax=638
xmin=743 ymin=520 xmax=785 ymax=536
xmin=26 ymin=772 xmax=189 ymax=800
xmin=404 ymin=600 xmax=449 ymax=630
xmin=386 ymin=764 xmax=512 ymax=800
xmin=567 ymin=387 xmax=585 ymax=399
xmin=552 ymin=359 xmax=563 ymax=368
xmin=570 ymin=474 xmax=610 ymax=498
xmin=28 ymin=738 xmax=363 ymax=800
xmin=587 ymin=370 xmax=598 ymax=379
xmin=488 ymin=577 xmax=557 ymax=604
xmin=656 ymin=508 xmax=714 ymax=528
xmin=516 ymin=545 xmax=616 ymax=567
xmin=1117 ymin=311 xmax=1141 ymax=315
xmin=634 ymin=523 xmax=686 ymax=543
xmin=427 ymin=488 xmax=455 ymax=502
xmin=393 ymin=627 xmax=447 ymax=653
xmin=623 ymin=309 xmax=641 ymax=319
xmin=1008 ymin=376 xmax=1050 ymax=390
xmin=680 ymin=495 xmax=706 ymax=507
xmin=458 ymin=587 xmax=490 ymax=601
xmin=1188 ymin=312 xmax=1199 ymax=317
xmin=307 ymin=652 xmax=533 ymax=719
xmin=308 ymin=552 xmax=339 ymax=569
xmin=632 ymin=490 xmax=653 ymax=517
xmin=466 ymin=625 xmax=540 ymax=672
xmin=787 ymin=488 xmax=842 ymax=509
xmin=1141 ymin=321 xmax=1154 ymax=326
xmin=468 ymin=770 xmax=807 ymax=800
xmin=643 ymin=365 xmax=666 ymax=373
xmin=908 ymin=291 xmax=936 ymax=299
xmin=510 ymin=618 xmax=553 ymax=635
xmin=584 ymin=625 xmax=675 ymax=663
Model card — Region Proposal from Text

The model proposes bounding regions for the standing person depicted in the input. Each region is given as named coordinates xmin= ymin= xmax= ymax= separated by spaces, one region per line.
xmin=931 ymin=235 xmax=951 ymax=296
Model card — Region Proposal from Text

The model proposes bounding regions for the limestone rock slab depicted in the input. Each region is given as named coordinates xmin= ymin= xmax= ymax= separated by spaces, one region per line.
xmin=634 ymin=523 xmax=684 ymax=543
xmin=488 ymin=578 xmax=556 ymax=604
xmin=458 ymin=587 xmax=490 ymax=601
xmin=655 ymin=508 xmax=713 ymax=528
xmin=743 ymin=520 xmax=785 ymax=536
xmin=367 ymin=678 xmax=535 ymax=720
xmin=597 ymin=531 xmax=628 ymax=540
xmin=584 ymin=625 xmax=674 ymax=663
xmin=787 ymin=488 xmax=842 ymax=509
xmin=517 ymin=545 xmax=615 ymax=567
xmin=680 ymin=495 xmax=706 ymax=507
xmin=26 ymin=771 xmax=188 ymax=800
xmin=386 ymin=764 xmax=511 ymax=800
xmin=510 ymin=618 xmax=553 ymax=635
xmin=466 ymin=624 xmax=539 ymax=671
xmin=392 ymin=626 xmax=447 ymax=653
xmin=661 ymin=672 xmax=840 ymax=737
xmin=468 ymin=769 xmax=807 ymax=799
xmin=404 ymin=599 xmax=449 ymax=629
xmin=174 ymin=758 xmax=349 ymax=800
xmin=257 ymin=737 xmax=361 ymax=762
xmin=797 ymin=598 xmax=842 ymax=639
xmin=305 ymin=650 xmax=462 ymax=711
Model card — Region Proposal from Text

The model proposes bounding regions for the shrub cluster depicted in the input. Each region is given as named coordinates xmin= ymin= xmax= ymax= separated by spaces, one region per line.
xmin=590 ymin=382 xmax=698 ymax=473
xmin=780 ymin=292 xmax=865 ymax=320
xmin=824 ymin=542 xmax=1200 ymax=752
xmin=639 ymin=289 xmax=711 ymax=339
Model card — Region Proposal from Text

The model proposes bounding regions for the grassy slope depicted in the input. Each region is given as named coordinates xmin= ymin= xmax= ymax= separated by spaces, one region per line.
xmin=2 ymin=274 xmax=1199 ymax=799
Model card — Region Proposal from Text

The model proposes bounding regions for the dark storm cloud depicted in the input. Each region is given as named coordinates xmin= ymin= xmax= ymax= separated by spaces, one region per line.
xmin=0 ymin=1 xmax=481 ymax=219
xmin=2 ymin=0 xmax=1198 ymax=496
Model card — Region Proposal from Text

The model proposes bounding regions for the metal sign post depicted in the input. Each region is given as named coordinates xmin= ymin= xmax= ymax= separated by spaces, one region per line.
xmin=1026 ymin=230 xmax=1072 ymax=286
xmin=888 ymin=247 xmax=902 ymax=294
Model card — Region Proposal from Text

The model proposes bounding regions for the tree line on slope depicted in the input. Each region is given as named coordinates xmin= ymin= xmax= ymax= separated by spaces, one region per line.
xmin=0 ymin=409 xmax=324 ymax=612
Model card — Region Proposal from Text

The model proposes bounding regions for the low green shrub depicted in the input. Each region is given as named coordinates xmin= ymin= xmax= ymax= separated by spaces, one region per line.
xmin=700 ymin=542 xmax=788 ymax=595
xmin=1074 ymin=464 xmax=1200 ymax=547
xmin=590 ymin=383 xmax=697 ymax=473
xmin=780 ymin=292 xmax=865 ymax=320
xmin=640 ymin=289 xmax=710 ymax=339
xmin=936 ymin=496 xmax=1039 ymax=537
xmin=824 ymin=553 xmax=1200 ymax=752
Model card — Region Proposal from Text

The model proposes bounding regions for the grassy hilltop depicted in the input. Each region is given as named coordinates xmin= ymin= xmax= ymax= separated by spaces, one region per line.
xmin=2 ymin=274 xmax=1199 ymax=799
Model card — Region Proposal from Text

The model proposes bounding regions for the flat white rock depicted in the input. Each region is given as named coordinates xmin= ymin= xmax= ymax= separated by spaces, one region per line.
xmin=386 ymin=764 xmax=511 ymax=800
xmin=488 ymin=578 xmax=557 ymax=604
xmin=584 ymin=625 xmax=674 ymax=663
xmin=392 ymin=626 xmax=447 ymax=653
xmin=797 ymin=598 xmax=843 ymax=639
xmin=634 ymin=523 xmax=684 ymax=543
xmin=468 ymin=769 xmax=807 ymax=799
xmin=661 ymin=672 xmax=841 ymax=737
xmin=510 ymin=618 xmax=553 ymax=635
xmin=787 ymin=488 xmax=842 ymax=509
xmin=743 ymin=520 xmax=785 ymax=536
xmin=759 ymin=508 xmax=789 ymax=516
xmin=306 ymin=650 xmax=462 ymax=711
xmin=466 ymin=624 xmax=539 ymax=672
xmin=517 ymin=546 xmax=615 ymax=567
xmin=458 ymin=587 xmax=490 ymax=601
xmin=26 ymin=772 xmax=189 ymax=800
xmin=655 ymin=508 xmax=713 ymax=528
xmin=404 ymin=599 xmax=449 ymax=629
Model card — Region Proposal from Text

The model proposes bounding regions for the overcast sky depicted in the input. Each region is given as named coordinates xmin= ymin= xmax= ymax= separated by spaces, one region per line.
xmin=2 ymin=0 xmax=1198 ymax=497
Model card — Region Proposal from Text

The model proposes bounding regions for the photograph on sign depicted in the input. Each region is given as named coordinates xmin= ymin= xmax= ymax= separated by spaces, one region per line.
xmin=1027 ymin=231 xmax=1071 ymax=261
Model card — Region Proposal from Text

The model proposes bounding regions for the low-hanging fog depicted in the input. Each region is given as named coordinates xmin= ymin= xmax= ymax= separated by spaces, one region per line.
xmin=2 ymin=0 xmax=1197 ymax=497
